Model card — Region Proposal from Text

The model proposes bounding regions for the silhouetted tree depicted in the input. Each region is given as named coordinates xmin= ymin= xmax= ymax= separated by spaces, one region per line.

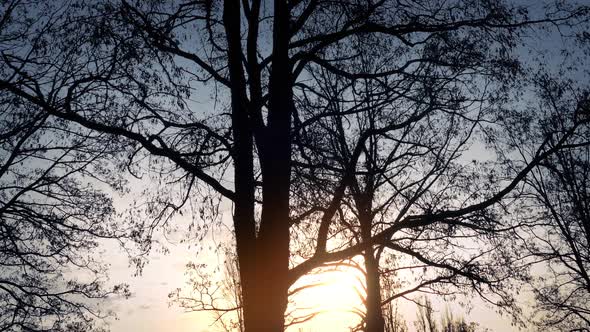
xmin=1 ymin=1 xmax=590 ymax=332
xmin=0 ymin=2 xmax=142 ymax=330
xmin=415 ymin=297 xmax=488 ymax=332
xmin=382 ymin=299 xmax=408 ymax=332
xmin=291 ymin=31 xmax=590 ymax=330
xmin=171 ymin=246 xmax=244 ymax=332
xmin=0 ymin=9 xmax=118 ymax=332
xmin=0 ymin=102 xmax=130 ymax=331
xmin=517 ymin=81 xmax=590 ymax=329
xmin=416 ymin=297 xmax=438 ymax=332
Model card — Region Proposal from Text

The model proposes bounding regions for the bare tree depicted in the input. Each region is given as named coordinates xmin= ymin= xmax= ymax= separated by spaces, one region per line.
xmin=415 ymin=297 xmax=488 ymax=332
xmin=171 ymin=246 xmax=244 ymax=332
xmin=290 ymin=45 xmax=589 ymax=330
xmin=518 ymin=81 xmax=590 ymax=329
xmin=382 ymin=299 xmax=408 ymax=332
xmin=416 ymin=297 xmax=438 ymax=332
xmin=1 ymin=1 xmax=589 ymax=332
xmin=0 ymin=2 xmax=141 ymax=330
xmin=0 ymin=108 xmax=131 ymax=331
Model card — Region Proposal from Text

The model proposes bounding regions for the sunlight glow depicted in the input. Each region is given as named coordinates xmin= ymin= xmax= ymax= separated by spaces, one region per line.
xmin=287 ymin=260 xmax=366 ymax=331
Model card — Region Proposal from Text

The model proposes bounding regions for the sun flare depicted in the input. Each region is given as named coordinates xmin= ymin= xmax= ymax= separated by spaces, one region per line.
xmin=287 ymin=261 xmax=366 ymax=331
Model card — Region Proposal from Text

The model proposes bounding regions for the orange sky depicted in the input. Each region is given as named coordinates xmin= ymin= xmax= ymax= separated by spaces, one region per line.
xmin=102 ymin=237 xmax=524 ymax=332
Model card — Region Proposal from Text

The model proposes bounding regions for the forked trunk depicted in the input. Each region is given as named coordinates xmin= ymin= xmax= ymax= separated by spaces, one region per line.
xmin=226 ymin=0 xmax=293 ymax=329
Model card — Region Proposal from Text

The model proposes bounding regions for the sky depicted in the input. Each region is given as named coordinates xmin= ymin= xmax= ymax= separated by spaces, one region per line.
xmin=100 ymin=233 xmax=524 ymax=332
xmin=95 ymin=141 xmax=531 ymax=332
xmin=105 ymin=247 xmax=205 ymax=332
xmin=16 ymin=1 xmax=583 ymax=331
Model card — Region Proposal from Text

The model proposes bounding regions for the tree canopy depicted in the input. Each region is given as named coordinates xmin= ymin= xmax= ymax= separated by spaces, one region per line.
xmin=0 ymin=0 xmax=589 ymax=331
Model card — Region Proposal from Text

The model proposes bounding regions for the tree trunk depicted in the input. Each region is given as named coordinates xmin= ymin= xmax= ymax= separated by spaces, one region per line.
xmin=364 ymin=248 xmax=385 ymax=332
xmin=227 ymin=0 xmax=293 ymax=330
xmin=358 ymin=191 xmax=385 ymax=332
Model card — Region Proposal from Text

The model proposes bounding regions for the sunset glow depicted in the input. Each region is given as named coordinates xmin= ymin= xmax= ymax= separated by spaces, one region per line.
xmin=287 ymin=263 xmax=366 ymax=331
xmin=2 ymin=1 xmax=589 ymax=331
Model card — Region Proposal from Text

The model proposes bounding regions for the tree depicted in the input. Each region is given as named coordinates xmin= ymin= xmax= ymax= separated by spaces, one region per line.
xmin=0 ymin=2 xmax=139 ymax=330
xmin=1 ymin=1 xmax=589 ymax=331
xmin=294 ymin=63 xmax=526 ymax=331
xmin=171 ymin=246 xmax=244 ymax=332
xmin=382 ymin=297 xmax=408 ymax=332
xmin=290 ymin=24 xmax=589 ymax=329
xmin=0 ymin=103 xmax=125 ymax=331
xmin=416 ymin=297 xmax=438 ymax=332
xmin=415 ymin=297 xmax=489 ymax=332
xmin=518 ymin=81 xmax=590 ymax=329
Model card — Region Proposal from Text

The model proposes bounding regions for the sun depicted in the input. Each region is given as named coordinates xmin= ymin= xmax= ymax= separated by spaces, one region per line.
xmin=286 ymin=260 xmax=366 ymax=331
